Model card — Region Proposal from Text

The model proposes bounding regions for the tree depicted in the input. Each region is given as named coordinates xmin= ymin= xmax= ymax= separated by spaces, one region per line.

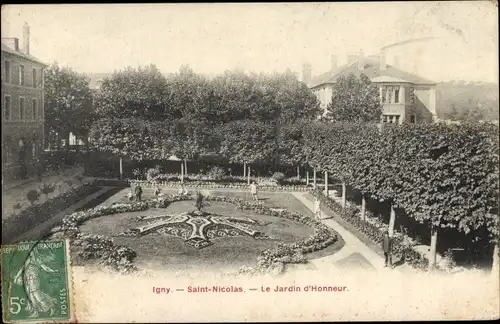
xmin=278 ymin=120 xmax=309 ymax=172
xmin=40 ymin=183 xmax=55 ymax=199
xmin=44 ymin=63 xmax=94 ymax=149
xmin=94 ymin=65 xmax=171 ymax=120
xmin=324 ymin=73 xmax=382 ymax=122
xmin=88 ymin=118 xmax=172 ymax=160
xmin=218 ymin=120 xmax=276 ymax=166
xmin=26 ymin=189 xmax=40 ymax=206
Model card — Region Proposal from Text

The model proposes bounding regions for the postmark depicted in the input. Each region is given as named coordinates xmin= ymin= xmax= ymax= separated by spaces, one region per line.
xmin=1 ymin=239 xmax=74 ymax=323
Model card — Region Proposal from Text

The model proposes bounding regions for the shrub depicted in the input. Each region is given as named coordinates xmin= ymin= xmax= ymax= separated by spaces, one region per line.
xmin=207 ymin=166 xmax=225 ymax=180
xmin=146 ymin=166 xmax=161 ymax=181
xmin=132 ymin=168 xmax=143 ymax=180
xmin=26 ymin=189 xmax=41 ymax=206
xmin=40 ymin=183 xmax=55 ymax=199
xmin=272 ymin=172 xmax=285 ymax=184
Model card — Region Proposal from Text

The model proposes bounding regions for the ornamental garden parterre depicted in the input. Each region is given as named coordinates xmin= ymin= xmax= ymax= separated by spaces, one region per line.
xmin=49 ymin=192 xmax=340 ymax=275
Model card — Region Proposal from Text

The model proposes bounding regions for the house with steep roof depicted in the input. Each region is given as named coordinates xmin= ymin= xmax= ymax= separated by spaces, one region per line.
xmin=303 ymin=51 xmax=437 ymax=124
xmin=2 ymin=23 xmax=48 ymax=179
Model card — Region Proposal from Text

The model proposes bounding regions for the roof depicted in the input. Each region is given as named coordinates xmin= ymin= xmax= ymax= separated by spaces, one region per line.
xmin=1 ymin=42 xmax=48 ymax=66
xmin=309 ymin=57 xmax=435 ymax=88
xmin=86 ymin=72 xmax=113 ymax=89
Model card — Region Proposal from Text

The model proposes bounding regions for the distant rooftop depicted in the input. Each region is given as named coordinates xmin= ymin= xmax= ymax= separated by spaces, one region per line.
xmin=309 ymin=56 xmax=435 ymax=88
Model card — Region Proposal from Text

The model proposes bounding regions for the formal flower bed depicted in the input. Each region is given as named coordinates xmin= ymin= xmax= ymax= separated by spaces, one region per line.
xmin=92 ymin=177 xmax=310 ymax=191
xmin=131 ymin=179 xmax=310 ymax=191
xmin=51 ymin=193 xmax=338 ymax=274
xmin=152 ymin=173 xmax=307 ymax=186
xmin=203 ymin=195 xmax=339 ymax=276
xmin=2 ymin=184 xmax=102 ymax=244
xmin=311 ymin=189 xmax=429 ymax=270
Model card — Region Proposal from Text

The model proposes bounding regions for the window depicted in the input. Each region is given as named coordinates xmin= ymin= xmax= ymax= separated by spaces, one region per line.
xmin=410 ymin=115 xmax=416 ymax=124
xmin=19 ymin=98 xmax=25 ymax=120
xmin=395 ymin=115 xmax=400 ymax=124
xmin=4 ymin=136 xmax=13 ymax=162
xmin=4 ymin=96 xmax=11 ymax=120
xmin=386 ymin=87 xmax=393 ymax=103
xmin=32 ymin=141 xmax=37 ymax=159
xmin=394 ymin=89 xmax=399 ymax=103
xmin=381 ymin=87 xmax=387 ymax=103
xmin=32 ymin=99 xmax=37 ymax=119
xmin=32 ymin=68 xmax=37 ymax=87
xmin=19 ymin=65 xmax=25 ymax=85
xmin=4 ymin=61 xmax=11 ymax=83
xmin=410 ymin=88 xmax=415 ymax=104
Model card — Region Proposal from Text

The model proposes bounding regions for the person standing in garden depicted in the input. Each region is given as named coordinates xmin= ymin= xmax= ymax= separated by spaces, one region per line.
xmin=154 ymin=184 xmax=161 ymax=196
xmin=250 ymin=181 xmax=258 ymax=201
xmin=127 ymin=185 xmax=134 ymax=201
xmin=382 ymin=230 xmax=393 ymax=267
xmin=135 ymin=184 xmax=143 ymax=202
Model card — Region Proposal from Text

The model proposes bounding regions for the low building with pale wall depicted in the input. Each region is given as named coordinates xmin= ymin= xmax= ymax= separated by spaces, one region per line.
xmin=303 ymin=51 xmax=437 ymax=125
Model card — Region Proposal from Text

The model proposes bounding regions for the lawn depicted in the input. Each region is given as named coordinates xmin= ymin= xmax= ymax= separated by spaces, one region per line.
xmin=72 ymin=188 xmax=345 ymax=272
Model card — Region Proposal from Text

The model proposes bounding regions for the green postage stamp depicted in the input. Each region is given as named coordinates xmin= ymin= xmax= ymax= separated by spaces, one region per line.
xmin=1 ymin=239 xmax=74 ymax=323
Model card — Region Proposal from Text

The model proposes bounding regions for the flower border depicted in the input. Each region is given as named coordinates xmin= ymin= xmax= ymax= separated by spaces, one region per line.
xmin=311 ymin=189 xmax=430 ymax=270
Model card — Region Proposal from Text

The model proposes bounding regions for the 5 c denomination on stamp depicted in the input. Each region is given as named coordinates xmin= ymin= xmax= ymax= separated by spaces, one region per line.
xmin=1 ymin=239 xmax=74 ymax=323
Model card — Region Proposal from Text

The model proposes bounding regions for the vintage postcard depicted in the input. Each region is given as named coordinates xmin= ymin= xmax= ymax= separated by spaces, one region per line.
xmin=1 ymin=2 xmax=499 ymax=322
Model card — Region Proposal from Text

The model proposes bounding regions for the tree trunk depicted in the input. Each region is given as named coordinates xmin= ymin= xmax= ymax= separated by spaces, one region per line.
xmin=313 ymin=169 xmax=317 ymax=189
xmin=492 ymin=242 xmax=499 ymax=277
xmin=361 ymin=194 xmax=366 ymax=221
xmin=429 ymin=226 xmax=438 ymax=271
xmin=388 ymin=205 xmax=396 ymax=237
xmin=184 ymin=159 xmax=188 ymax=176
xmin=243 ymin=162 xmax=247 ymax=177
xmin=314 ymin=197 xmax=321 ymax=219
xmin=306 ymin=170 xmax=309 ymax=186
xmin=55 ymin=133 xmax=60 ymax=151
xmin=296 ymin=165 xmax=300 ymax=180
xmin=247 ymin=166 xmax=251 ymax=185
xmin=180 ymin=162 xmax=184 ymax=184
xmin=119 ymin=157 xmax=123 ymax=180
xmin=324 ymin=171 xmax=329 ymax=197
xmin=341 ymin=182 xmax=347 ymax=209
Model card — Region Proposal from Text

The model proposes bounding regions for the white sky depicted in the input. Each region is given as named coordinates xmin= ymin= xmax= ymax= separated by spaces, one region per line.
xmin=1 ymin=2 xmax=498 ymax=82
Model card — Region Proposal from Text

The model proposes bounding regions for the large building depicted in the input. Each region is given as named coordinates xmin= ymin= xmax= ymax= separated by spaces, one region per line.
xmin=304 ymin=50 xmax=437 ymax=124
xmin=2 ymin=23 xmax=47 ymax=179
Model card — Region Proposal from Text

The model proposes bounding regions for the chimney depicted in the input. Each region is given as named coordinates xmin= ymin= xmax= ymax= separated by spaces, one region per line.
xmin=347 ymin=53 xmax=357 ymax=65
xmin=302 ymin=63 xmax=312 ymax=85
xmin=380 ymin=49 xmax=386 ymax=71
xmin=330 ymin=54 xmax=338 ymax=71
xmin=23 ymin=22 xmax=30 ymax=55
xmin=2 ymin=38 xmax=20 ymax=51
xmin=393 ymin=55 xmax=400 ymax=68
xmin=357 ymin=50 xmax=365 ymax=70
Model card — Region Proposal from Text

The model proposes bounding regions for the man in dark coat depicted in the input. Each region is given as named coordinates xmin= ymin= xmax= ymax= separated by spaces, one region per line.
xmin=135 ymin=184 xmax=143 ymax=202
xmin=382 ymin=230 xmax=393 ymax=267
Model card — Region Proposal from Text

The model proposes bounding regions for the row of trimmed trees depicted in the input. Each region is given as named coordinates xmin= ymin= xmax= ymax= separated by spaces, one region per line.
xmin=303 ymin=121 xmax=499 ymax=271
xmin=89 ymin=65 xmax=323 ymax=176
